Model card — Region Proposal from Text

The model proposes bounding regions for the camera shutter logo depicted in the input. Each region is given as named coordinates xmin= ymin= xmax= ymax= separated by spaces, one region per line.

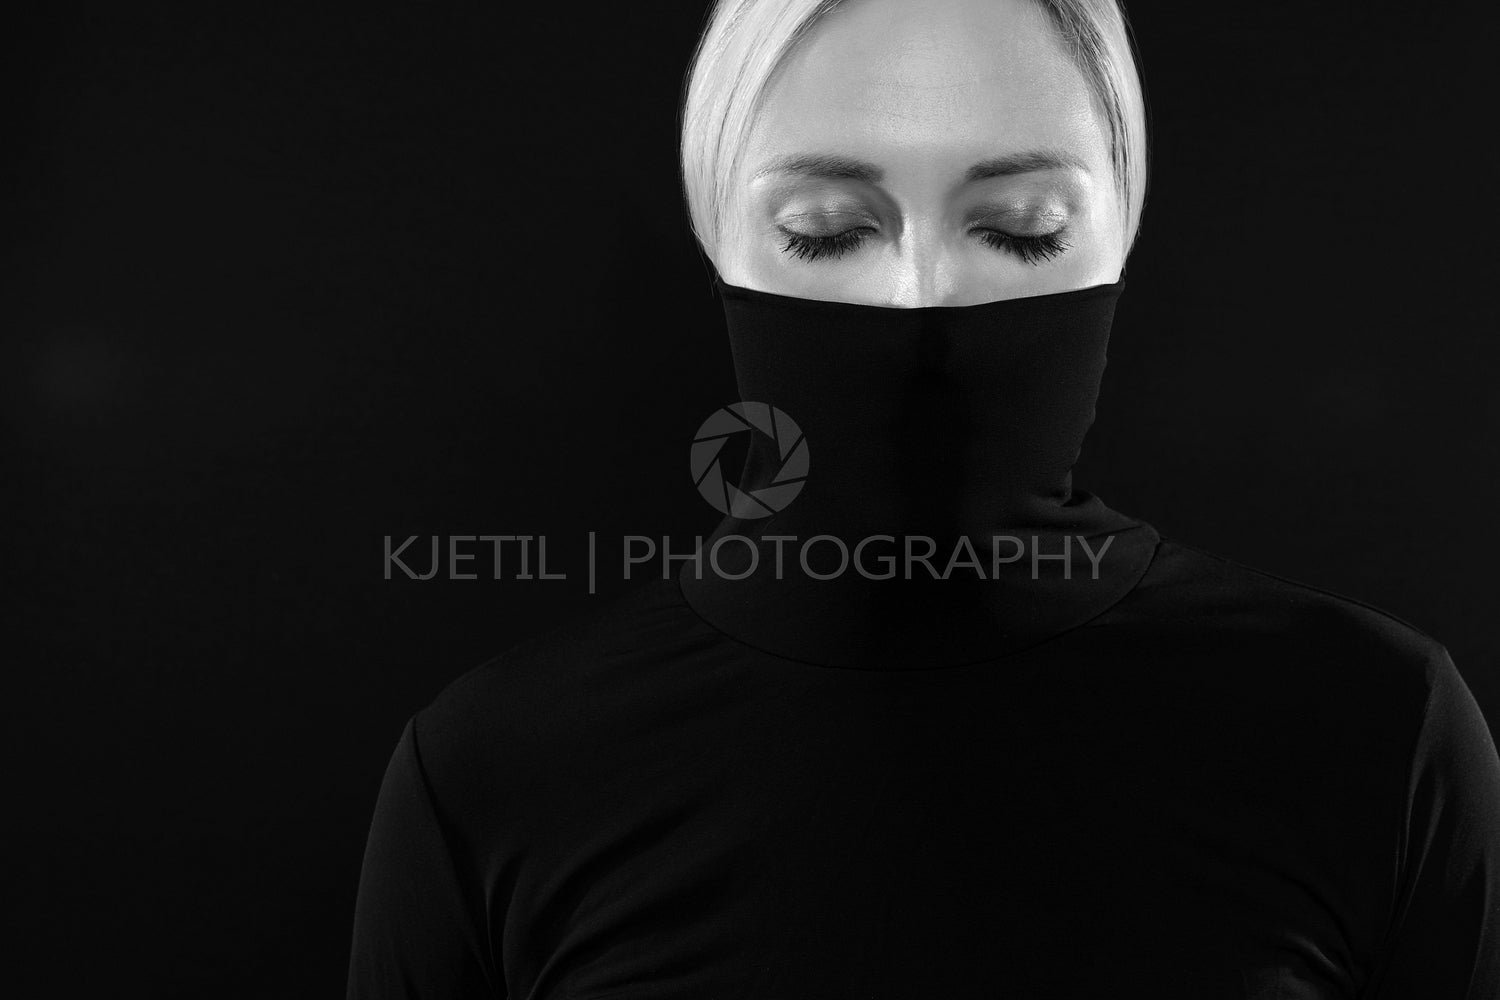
xmin=690 ymin=402 xmax=809 ymax=518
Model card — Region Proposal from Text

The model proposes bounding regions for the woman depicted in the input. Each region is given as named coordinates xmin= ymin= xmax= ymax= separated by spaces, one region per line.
xmin=347 ymin=1 xmax=1500 ymax=997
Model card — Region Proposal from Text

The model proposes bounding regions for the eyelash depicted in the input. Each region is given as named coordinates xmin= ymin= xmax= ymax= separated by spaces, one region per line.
xmin=776 ymin=226 xmax=1071 ymax=265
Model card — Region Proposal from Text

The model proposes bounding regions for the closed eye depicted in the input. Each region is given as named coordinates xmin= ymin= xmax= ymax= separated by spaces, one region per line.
xmin=776 ymin=225 xmax=874 ymax=262
xmin=972 ymin=229 xmax=1071 ymax=265
xmin=775 ymin=226 xmax=1072 ymax=265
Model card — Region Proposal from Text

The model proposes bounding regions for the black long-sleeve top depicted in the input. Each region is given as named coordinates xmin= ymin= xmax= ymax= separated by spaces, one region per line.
xmin=346 ymin=542 xmax=1500 ymax=998
xmin=347 ymin=278 xmax=1500 ymax=998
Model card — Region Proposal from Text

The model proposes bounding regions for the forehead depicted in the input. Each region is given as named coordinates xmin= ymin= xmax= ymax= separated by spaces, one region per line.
xmin=745 ymin=0 xmax=1108 ymax=179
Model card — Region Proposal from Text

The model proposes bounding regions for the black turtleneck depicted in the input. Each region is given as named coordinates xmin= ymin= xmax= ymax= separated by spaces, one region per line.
xmin=347 ymin=278 xmax=1500 ymax=1000
xmin=680 ymin=275 xmax=1157 ymax=668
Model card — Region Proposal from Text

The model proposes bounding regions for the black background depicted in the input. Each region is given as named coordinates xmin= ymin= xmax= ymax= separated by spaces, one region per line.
xmin=6 ymin=3 xmax=1497 ymax=996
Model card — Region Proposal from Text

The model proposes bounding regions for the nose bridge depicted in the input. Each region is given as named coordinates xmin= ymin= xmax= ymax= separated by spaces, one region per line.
xmin=888 ymin=216 xmax=957 ymax=308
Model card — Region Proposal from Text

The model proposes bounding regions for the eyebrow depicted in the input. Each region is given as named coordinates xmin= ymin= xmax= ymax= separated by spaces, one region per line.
xmin=750 ymin=148 xmax=1089 ymax=184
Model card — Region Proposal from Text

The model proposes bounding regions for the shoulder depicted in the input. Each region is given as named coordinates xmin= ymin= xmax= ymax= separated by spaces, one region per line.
xmin=421 ymin=573 xmax=704 ymax=719
xmin=1113 ymin=536 xmax=1500 ymax=834
xmin=1105 ymin=535 xmax=1469 ymax=749
xmin=1127 ymin=535 xmax=1448 ymax=672
xmin=402 ymin=575 xmax=710 ymax=822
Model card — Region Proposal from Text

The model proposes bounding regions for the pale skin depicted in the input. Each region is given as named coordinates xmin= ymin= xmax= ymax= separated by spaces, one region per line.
xmin=714 ymin=0 xmax=1126 ymax=307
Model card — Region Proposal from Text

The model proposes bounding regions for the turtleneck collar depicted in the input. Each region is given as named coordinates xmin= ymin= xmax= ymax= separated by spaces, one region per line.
xmin=677 ymin=274 xmax=1160 ymax=670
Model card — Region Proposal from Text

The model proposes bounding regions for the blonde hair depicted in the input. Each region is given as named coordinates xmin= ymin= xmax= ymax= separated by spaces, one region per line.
xmin=678 ymin=0 xmax=1149 ymax=264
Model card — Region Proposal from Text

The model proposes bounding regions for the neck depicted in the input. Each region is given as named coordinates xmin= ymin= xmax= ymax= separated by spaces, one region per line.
xmin=678 ymin=276 xmax=1159 ymax=670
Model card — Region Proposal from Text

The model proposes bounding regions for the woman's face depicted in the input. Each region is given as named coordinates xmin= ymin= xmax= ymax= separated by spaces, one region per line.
xmin=717 ymin=0 xmax=1125 ymax=307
